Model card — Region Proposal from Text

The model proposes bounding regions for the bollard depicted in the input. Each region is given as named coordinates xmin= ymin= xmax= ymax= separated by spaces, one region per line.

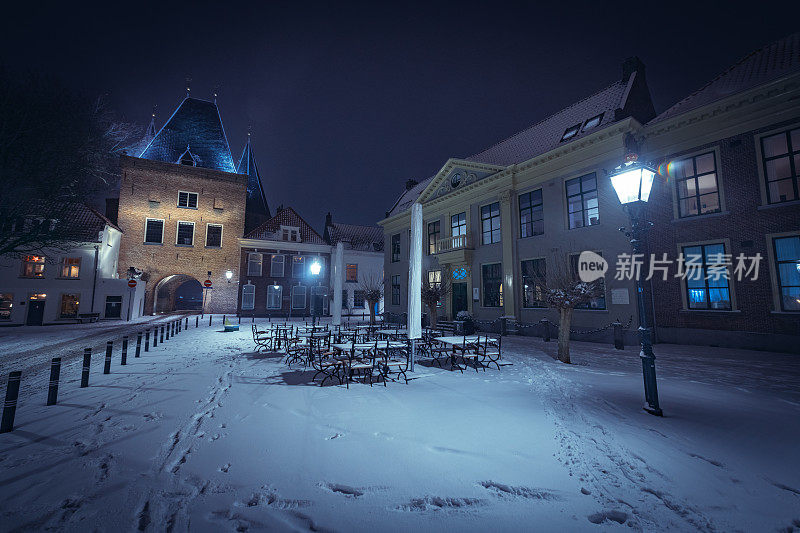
xmin=238 ymin=315 xmax=241 ymax=324
xmin=252 ymin=315 xmax=254 ymax=324
xmin=166 ymin=322 xmax=170 ymax=340
xmin=196 ymin=315 xmax=199 ymax=328
xmin=177 ymin=319 xmax=181 ymax=333
xmin=173 ymin=320 xmax=177 ymax=335
xmin=81 ymin=348 xmax=91 ymax=387
xmin=121 ymin=336 xmax=128 ymax=365
xmin=613 ymin=321 xmax=624 ymax=350
xmin=540 ymin=318 xmax=550 ymax=342
xmin=46 ymin=357 xmax=61 ymax=406
xmin=0 ymin=371 xmax=22 ymax=433
xmin=145 ymin=329 xmax=150 ymax=351
xmin=223 ymin=315 xmax=226 ymax=325
xmin=185 ymin=317 xmax=189 ymax=330
xmin=153 ymin=327 xmax=159 ymax=347
xmin=103 ymin=341 xmax=113 ymax=374
xmin=499 ymin=317 xmax=507 ymax=336
xmin=164 ymin=323 xmax=169 ymax=341
xmin=209 ymin=315 xmax=212 ymax=327
xmin=135 ymin=332 xmax=142 ymax=357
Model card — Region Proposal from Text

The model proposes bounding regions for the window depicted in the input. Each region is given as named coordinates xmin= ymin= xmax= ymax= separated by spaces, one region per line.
xmin=391 ymin=234 xmax=401 ymax=262
xmin=21 ymin=255 xmax=45 ymax=278
xmin=292 ymin=256 xmax=305 ymax=277
xmin=427 ymin=221 xmax=440 ymax=255
xmin=682 ymin=243 xmax=731 ymax=310
xmin=280 ymin=226 xmax=300 ymax=242
xmin=451 ymin=212 xmax=467 ymax=237
xmin=341 ymin=290 xmax=349 ymax=308
xmin=561 ymin=124 xmax=580 ymax=142
xmin=428 ymin=270 xmax=441 ymax=288
xmin=482 ymin=263 xmax=503 ymax=307
xmin=176 ymin=221 xmax=194 ymax=246
xmin=291 ymin=285 xmax=307 ymax=309
xmin=177 ymin=191 xmax=198 ymax=209
xmin=144 ymin=219 xmax=164 ymax=244
xmin=761 ymin=127 xmax=800 ymax=204
xmin=60 ymin=293 xmax=80 ymax=319
xmin=521 ymin=259 xmax=546 ymax=308
xmin=582 ymin=113 xmax=603 ymax=131
xmin=271 ymin=255 xmax=285 ymax=277
xmin=104 ymin=295 xmax=121 ymax=319
xmin=267 ymin=285 xmax=283 ymax=309
xmin=570 ymin=253 xmax=606 ymax=309
xmin=60 ymin=257 xmax=80 ymax=278
xmin=354 ymin=290 xmax=366 ymax=308
xmin=346 ymin=264 xmax=358 ymax=282
xmin=241 ymin=284 xmax=255 ymax=310
xmin=247 ymin=253 xmax=262 ymax=276
xmin=675 ymin=152 xmax=721 ymax=217
xmin=0 ymin=293 xmax=12 ymax=320
xmin=566 ymin=173 xmax=599 ymax=229
xmin=391 ymin=275 xmax=400 ymax=305
xmin=519 ymin=190 xmax=544 ymax=237
xmin=481 ymin=202 xmax=501 ymax=244
xmin=773 ymin=236 xmax=800 ymax=311
xmin=206 ymin=224 xmax=223 ymax=247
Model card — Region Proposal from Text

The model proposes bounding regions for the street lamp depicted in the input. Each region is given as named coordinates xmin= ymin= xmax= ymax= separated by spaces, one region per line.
xmin=225 ymin=270 xmax=233 ymax=283
xmin=309 ymin=260 xmax=322 ymax=326
xmin=610 ymin=154 xmax=663 ymax=417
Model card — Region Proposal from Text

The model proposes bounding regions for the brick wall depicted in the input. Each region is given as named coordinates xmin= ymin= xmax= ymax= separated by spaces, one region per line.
xmin=117 ymin=156 xmax=247 ymax=314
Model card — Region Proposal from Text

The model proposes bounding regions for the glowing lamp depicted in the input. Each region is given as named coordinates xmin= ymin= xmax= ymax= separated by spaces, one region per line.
xmin=610 ymin=156 xmax=656 ymax=205
xmin=309 ymin=261 xmax=322 ymax=276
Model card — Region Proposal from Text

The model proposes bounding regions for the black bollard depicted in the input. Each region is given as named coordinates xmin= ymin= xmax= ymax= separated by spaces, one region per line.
xmin=121 ymin=336 xmax=128 ymax=365
xmin=173 ymin=320 xmax=177 ymax=335
xmin=46 ymin=357 xmax=61 ymax=406
xmin=252 ymin=315 xmax=254 ymax=324
xmin=135 ymin=332 xmax=142 ymax=357
xmin=540 ymin=318 xmax=550 ymax=342
xmin=145 ymin=329 xmax=150 ymax=351
xmin=81 ymin=348 xmax=91 ymax=387
xmin=153 ymin=327 xmax=158 ymax=347
xmin=0 ymin=371 xmax=22 ymax=433
xmin=177 ymin=319 xmax=181 ymax=333
xmin=103 ymin=341 xmax=113 ymax=374
xmin=196 ymin=316 xmax=199 ymax=328
xmin=209 ymin=315 xmax=212 ymax=326
xmin=185 ymin=317 xmax=189 ymax=330
xmin=223 ymin=314 xmax=226 ymax=325
xmin=613 ymin=321 xmax=624 ymax=350
xmin=164 ymin=323 xmax=169 ymax=341
xmin=238 ymin=315 xmax=241 ymax=324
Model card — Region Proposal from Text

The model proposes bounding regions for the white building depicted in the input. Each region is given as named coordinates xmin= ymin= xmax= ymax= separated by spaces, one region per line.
xmin=324 ymin=213 xmax=384 ymax=321
xmin=0 ymin=204 xmax=146 ymax=326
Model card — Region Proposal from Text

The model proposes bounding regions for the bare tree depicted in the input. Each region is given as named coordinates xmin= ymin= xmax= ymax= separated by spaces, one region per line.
xmin=533 ymin=254 xmax=602 ymax=364
xmin=421 ymin=277 xmax=451 ymax=329
xmin=359 ymin=273 xmax=384 ymax=325
xmin=0 ymin=69 xmax=139 ymax=258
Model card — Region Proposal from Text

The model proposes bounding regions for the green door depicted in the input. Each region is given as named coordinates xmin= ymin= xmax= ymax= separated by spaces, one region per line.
xmin=452 ymin=282 xmax=468 ymax=318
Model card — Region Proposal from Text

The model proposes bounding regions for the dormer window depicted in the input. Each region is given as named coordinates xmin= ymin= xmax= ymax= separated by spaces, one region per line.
xmin=280 ymin=225 xmax=300 ymax=242
xmin=178 ymin=147 xmax=197 ymax=166
xmin=561 ymin=124 xmax=581 ymax=142
xmin=582 ymin=113 xmax=603 ymax=132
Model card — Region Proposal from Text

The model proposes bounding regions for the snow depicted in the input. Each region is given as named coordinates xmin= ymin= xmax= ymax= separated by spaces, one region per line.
xmin=0 ymin=318 xmax=798 ymax=531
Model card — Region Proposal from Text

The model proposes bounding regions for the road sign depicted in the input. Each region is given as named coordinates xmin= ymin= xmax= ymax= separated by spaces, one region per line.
xmin=204 ymin=279 xmax=212 ymax=288
xmin=128 ymin=279 xmax=137 ymax=288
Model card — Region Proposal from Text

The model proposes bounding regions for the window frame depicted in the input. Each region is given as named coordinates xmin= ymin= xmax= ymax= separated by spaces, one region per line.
xmin=480 ymin=202 xmax=501 ymax=245
xmin=672 ymin=148 xmax=724 ymax=219
xmin=391 ymin=234 xmax=401 ymax=262
xmin=267 ymin=284 xmax=283 ymax=309
xmin=144 ymin=218 xmax=164 ymax=245
xmin=451 ymin=212 xmax=467 ymax=237
xmin=292 ymin=256 xmax=306 ymax=277
xmin=291 ymin=285 xmax=307 ymax=309
xmin=560 ymin=123 xmax=581 ymax=142
xmin=582 ymin=113 xmax=603 ymax=132
xmin=521 ymin=257 xmax=547 ymax=308
xmin=0 ymin=292 xmax=13 ymax=320
xmin=271 ymin=254 xmax=285 ymax=277
xmin=247 ymin=253 xmax=263 ymax=277
xmin=60 ymin=257 xmax=81 ymax=279
xmin=175 ymin=221 xmax=195 ymax=246
xmin=391 ymin=275 xmax=400 ymax=305
xmin=345 ymin=263 xmax=358 ymax=283
xmin=757 ymin=125 xmax=800 ymax=205
xmin=21 ymin=255 xmax=45 ymax=278
xmin=565 ymin=173 xmax=600 ymax=229
xmin=427 ymin=220 xmax=440 ymax=255
xmin=241 ymin=283 xmax=256 ymax=310
xmin=569 ymin=252 xmax=607 ymax=310
xmin=481 ymin=262 xmax=503 ymax=308
xmin=519 ymin=189 xmax=544 ymax=238
xmin=767 ymin=231 xmax=800 ymax=312
xmin=177 ymin=190 xmax=199 ymax=209
xmin=353 ymin=290 xmax=366 ymax=308
xmin=205 ymin=223 xmax=223 ymax=248
xmin=677 ymin=239 xmax=735 ymax=311
xmin=59 ymin=293 xmax=80 ymax=319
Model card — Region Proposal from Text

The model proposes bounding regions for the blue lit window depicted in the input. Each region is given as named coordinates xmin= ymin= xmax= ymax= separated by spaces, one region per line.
xmin=683 ymin=243 xmax=731 ymax=310
xmin=774 ymin=236 xmax=800 ymax=311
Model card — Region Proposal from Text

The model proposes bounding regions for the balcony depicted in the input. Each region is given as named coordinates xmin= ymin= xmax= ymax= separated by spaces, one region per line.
xmin=434 ymin=234 xmax=473 ymax=264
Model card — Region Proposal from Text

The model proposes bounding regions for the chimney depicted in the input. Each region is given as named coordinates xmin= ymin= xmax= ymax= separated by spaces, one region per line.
xmin=405 ymin=179 xmax=418 ymax=191
xmin=325 ymin=212 xmax=332 ymax=227
xmin=622 ymin=56 xmax=645 ymax=81
xmin=105 ymin=198 xmax=119 ymax=224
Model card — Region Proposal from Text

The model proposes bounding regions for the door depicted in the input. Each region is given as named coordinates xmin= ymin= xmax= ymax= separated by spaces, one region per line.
xmin=26 ymin=301 xmax=45 ymax=325
xmin=452 ymin=282 xmax=468 ymax=318
xmin=105 ymin=296 xmax=122 ymax=318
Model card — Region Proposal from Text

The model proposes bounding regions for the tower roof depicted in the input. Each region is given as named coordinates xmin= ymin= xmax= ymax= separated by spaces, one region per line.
xmin=237 ymin=134 xmax=271 ymax=234
xmin=139 ymin=97 xmax=236 ymax=173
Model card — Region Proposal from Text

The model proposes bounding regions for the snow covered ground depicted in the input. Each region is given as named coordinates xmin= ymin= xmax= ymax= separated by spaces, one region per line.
xmin=0 ymin=319 xmax=798 ymax=532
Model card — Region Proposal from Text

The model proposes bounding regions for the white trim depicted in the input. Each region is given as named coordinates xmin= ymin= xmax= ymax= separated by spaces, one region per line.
xmin=247 ymin=252 xmax=263 ymax=277
xmin=144 ymin=218 xmax=164 ymax=244
xmin=267 ymin=284 xmax=283 ymax=309
xmin=238 ymin=238 xmax=330 ymax=253
xmin=270 ymin=254 xmax=285 ymax=277
xmin=241 ymin=283 xmax=256 ymax=310
xmin=205 ymin=223 xmax=223 ymax=248
xmin=175 ymin=221 xmax=195 ymax=246
xmin=291 ymin=284 xmax=307 ymax=309
xmin=177 ymin=190 xmax=199 ymax=209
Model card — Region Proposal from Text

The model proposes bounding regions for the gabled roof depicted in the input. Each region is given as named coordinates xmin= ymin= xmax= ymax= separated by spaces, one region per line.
xmin=651 ymin=32 xmax=800 ymax=124
xmin=237 ymin=135 xmax=271 ymax=234
xmin=138 ymin=97 xmax=236 ymax=173
xmin=11 ymin=202 xmax=121 ymax=243
xmin=244 ymin=207 xmax=326 ymax=245
xmin=326 ymin=222 xmax=384 ymax=252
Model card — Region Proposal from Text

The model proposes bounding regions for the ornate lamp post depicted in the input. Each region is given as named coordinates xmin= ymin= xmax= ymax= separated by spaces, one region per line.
xmin=610 ymin=154 xmax=663 ymax=416
xmin=309 ymin=260 xmax=322 ymax=326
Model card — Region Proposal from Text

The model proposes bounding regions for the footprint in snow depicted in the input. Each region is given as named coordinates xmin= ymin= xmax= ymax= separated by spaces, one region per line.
xmin=587 ymin=510 xmax=628 ymax=525
xmin=325 ymin=433 xmax=343 ymax=440
xmin=219 ymin=463 xmax=230 ymax=473
xmin=319 ymin=482 xmax=364 ymax=497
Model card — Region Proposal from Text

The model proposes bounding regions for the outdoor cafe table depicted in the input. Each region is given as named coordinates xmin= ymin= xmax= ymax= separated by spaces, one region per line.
xmin=331 ymin=341 xmax=406 ymax=353
xmin=434 ymin=336 xmax=497 ymax=369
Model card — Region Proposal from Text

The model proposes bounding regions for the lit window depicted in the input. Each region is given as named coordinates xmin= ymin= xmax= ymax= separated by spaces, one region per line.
xmin=61 ymin=257 xmax=81 ymax=278
xmin=561 ymin=124 xmax=581 ymax=141
xmin=451 ymin=212 xmax=467 ymax=237
xmin=0 ymin=293 xmax=13 ymax=320
xmin=60 ymin=293 xmax=80 ymax=319
xmin=291 ymin=285 xmax=307 ymax=309
xmin=761 ymin=127 xmax=800 ymax=204
xmin=21 ymin=255 xmax=45 ymax=278
xmin=176 ymin=221 xmax=194 ymax=246
xmin=519 ymin=189 xmax=544 ymax=237
xmin=682 ymin=243 xmax=731 ymax=310
xmin=675 ymin=152 xmax=721 ymax=217
xmin=521 ymin=258 xmax=546 ymax=308
xmin=566 ymin=173 xmax=599 ymax=229
xmin=292 ymin=256 xmax=305 ymax=277
xmin=177 ymin=191 xmax=198 ymax=209
xmin=241 ymin=284 xmax=255 ymax=310
xmin=271 ymin=255 xmax=285 ymax=277
xmin=346 ymin=264 xmax=358 ymax=282
xmin=247 ymin=253 xmax=262 ymax=276
xmin=391 ymin=234 xmax=401 ymax=262
xmin=480 ymin=202 xmax=501 ymax=244
xmin=482 ymin=263 xmax=503 ymax=307
xmin=582 ymin=113 xmax=603 ymax=131
xmin=206 ymin=224 xmax=223 ymax=247
xmin=570 ymin=253 xmax=606 ymax=309
xmin=144 ymin=219 xmax=164 ymax=244
xmin=267 ymin=285 xmax=283 ymax=309
xmin=773 ymin=236 xmax=800 ymax=311
xmin=427 ymin=221 xmax=440 ymax=255
xmin=428 ymin=270 xmax=441 ymax=288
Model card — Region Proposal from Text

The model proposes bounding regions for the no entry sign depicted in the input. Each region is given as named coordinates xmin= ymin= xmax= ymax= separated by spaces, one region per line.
xmin=204 ymin=279 xmax=213 ymax=288
xmin=127 ymin=279 xmax=137 ymax=288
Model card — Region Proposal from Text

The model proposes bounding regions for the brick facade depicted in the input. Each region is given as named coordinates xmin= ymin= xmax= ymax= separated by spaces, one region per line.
xmin=116 ymin=155 xmax=247 ymax=314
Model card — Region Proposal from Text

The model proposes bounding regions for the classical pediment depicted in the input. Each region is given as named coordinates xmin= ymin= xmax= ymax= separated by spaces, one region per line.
xmin=417 ymin=159 xmax=505 ymax=204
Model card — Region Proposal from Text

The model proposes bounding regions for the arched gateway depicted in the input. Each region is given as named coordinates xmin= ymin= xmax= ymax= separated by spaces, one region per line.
xmin=151 ymin=274 xmax=204 ymax=314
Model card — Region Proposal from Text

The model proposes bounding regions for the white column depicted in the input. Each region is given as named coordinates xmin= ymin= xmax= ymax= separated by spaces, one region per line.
xmin=332 ymin=242 xmax=344 ymax=325
xmin=408 ymin=203 xmax=423 ymax=339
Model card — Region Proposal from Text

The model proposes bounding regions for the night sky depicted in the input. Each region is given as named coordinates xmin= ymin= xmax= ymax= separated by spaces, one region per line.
xmin=2 ymin=1 xmax=798 ymax=231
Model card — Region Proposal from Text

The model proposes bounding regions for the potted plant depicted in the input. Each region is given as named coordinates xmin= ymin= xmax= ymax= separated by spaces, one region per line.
xmin=455 ymin=310 xmax=474 ymax=335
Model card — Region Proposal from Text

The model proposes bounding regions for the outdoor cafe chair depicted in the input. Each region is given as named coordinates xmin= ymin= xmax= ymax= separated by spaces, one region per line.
xmin=475 ymin=335 xmax=502 ymax=370
xmin=252 ymin=324 xmax=274 ymax=352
